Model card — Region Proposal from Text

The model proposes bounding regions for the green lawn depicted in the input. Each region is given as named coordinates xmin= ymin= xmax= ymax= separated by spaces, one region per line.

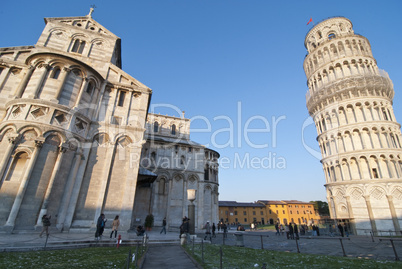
xmin=0 ymin=246 xmax=144 ymax=269
xmin=184 ymin=244 xmax=400 ymax=268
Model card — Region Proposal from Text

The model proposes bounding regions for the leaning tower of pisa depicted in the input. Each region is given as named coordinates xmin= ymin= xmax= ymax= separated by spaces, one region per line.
xmin=304 ymin=17 xmax=402 ymax=235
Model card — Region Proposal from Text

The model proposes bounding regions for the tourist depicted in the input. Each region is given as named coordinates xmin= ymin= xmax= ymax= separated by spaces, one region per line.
xmin=160 ymin=217 xmax=167 ymax=234
xmin=136 ymin=225 xmax=145 ymax=236
xmin=344 ymin=224 xmax=349 ymax=237
xmin=204 ymin=221 xmax=211 ymax=241
xmin=95 ymin=213 xmax=107 ymax=240
xmin=275 ymin=222 xmax=280 ymax=235
xmin=289 ymin=223 xmax=294 ymax=239
xmin=212 ymin=222 xmax=216 ymax=238
xmin=338 ymin=223 xmax=344 ymax=237
xmin=293 ymin=223 xmax=299 ymax=240
xmin=223 ymin=223 xmax=228 ymax=238
xmin=39 ymin=215 xmax=51 ymax=237
xmin=110 ymin=215 xmax=120 ymax=239
xmin=285 ymin=224 xmax=290 ymax=239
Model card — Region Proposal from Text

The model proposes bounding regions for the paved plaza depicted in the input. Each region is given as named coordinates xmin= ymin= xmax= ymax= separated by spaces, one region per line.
xmin=0 ymin=228 xmax=401 ymax=267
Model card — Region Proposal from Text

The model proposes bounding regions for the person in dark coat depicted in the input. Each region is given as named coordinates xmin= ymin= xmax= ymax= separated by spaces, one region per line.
xmin=95 ymin=213 xmax=107 ymax=240
xmin=39 ymin=215 xmax=51 ymax=237
xmin=293 ymin=223 xmax=299 ymax=240
xmin=212 ymin=223 xmax=216 ymax=238
xmin=338 ymin=223 xmax=344 ymax=237
xmin=289 ymin=223 xmax=294 ymax=239
xmin=160 ymin=217 xmax=167 ymax=234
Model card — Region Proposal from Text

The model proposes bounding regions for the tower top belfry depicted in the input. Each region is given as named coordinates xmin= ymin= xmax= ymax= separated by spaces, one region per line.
xmin=304 ymin=17 xmax=354 ymax=53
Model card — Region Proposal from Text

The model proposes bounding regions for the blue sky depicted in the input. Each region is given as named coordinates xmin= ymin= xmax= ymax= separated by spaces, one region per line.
xmin=1 ymin=0 xmax=402 ymax=203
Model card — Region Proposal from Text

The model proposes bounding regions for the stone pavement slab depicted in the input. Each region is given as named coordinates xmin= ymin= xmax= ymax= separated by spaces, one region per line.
xmin=142 ymin=245 xmax=199 ymax=269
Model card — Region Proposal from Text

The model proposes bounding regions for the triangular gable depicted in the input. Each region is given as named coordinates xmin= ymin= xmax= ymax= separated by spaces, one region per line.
xmin=44 ymin=16 xmax=119 ymax=40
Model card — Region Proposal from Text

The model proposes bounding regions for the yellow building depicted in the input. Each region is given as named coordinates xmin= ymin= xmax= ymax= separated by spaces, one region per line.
xmin=258 ymin=200 xmax=321 ymax=225
xmin=219 ymin=200 xmax=322 ymax=226
xmin=218 ymin=201 xmax=266 ymax=225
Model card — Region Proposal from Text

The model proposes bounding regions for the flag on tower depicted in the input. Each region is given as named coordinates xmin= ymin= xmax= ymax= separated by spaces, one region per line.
xmin=307 ymin=17 xmax=313 ymax=25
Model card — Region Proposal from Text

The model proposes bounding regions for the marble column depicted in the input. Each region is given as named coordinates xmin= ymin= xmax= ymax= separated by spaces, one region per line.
xmin=63 ymin=146 xmax=91 ymax=230
xmin=56 ymin=150 xmax=83 ymax=231
xmin=36 ymin=143 xmax=69 ymax=226
xmin=92 ymin=142 xmax=116 ymax=226
xmin=15 ymin=65 xmax=35 ymax=98
xmin=0 ymin=133 xmax=20 ymax=187
xmin=73 ymin=77 xmax=89 ymax=108
xmin=386 ymin=195 xmax=401 ymax=235
xmin=53 ymin=67 xmax=71 ymax=101
xmin=4 ymin=137 xmax=44 ymax=229
xmin=364 ymin=195 xmax=378 ymax=235
xmin=33 ymin=64 xmax=50 ymax=98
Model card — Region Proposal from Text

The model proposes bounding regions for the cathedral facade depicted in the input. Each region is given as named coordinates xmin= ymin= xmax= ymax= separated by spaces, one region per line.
xmin=304 ymin=17 xmax=402 ymax=235
xmin=0 ymin=11 xmax=218 ymax=233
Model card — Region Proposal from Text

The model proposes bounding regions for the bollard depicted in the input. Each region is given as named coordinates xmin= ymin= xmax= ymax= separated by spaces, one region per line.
xmin=180 ymin=233 xmax=187 ymax=245
xmin=295 ymin=238 xmax=300 ymax=253
xmin=126 ymin=249 xmax=131 ymax=269
xmin=260 ymin=235 xmax=264 ymax=250
xmin=219 ymin=246 xmax=223 ymax=269
xmin=339 ymin=238 xmax=346 ymax=257
xmin=116 ymin=234 xmax=122 ymax=249
xmin=201 ymin=239 xmax=204 ymax=264
xmin=44 ymin=234 xmax=49 ymax=250
xmin=390 ymin=239 xmax=400 ymax=261
xmin=234 ymin=232 xmax=244 ymax=247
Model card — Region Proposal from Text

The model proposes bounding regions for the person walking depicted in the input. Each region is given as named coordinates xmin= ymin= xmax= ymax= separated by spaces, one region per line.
xmin=39 ymin=215 xmax=51 ymax=237
xmin=212 ymin=222 xmax=216 ymax=238
xmin=338 ymin=223 xmax=344 ymax=237
xmin=223 ymin=223 xmax=228 ymax=238
xmin=285 ymin=224 xmax=290 ymax=239
xmin=275 ymin=222 xmax=280 ymax=235
xmin=160 ymin=217 xmax=167 ymax=234
xmin=204 ymin=221 xmax=212 ymax=241
xmin=289 ymin=223 xmax=294 ymax=239
xmin=344 ymin=224 xmax=349 ymax=237
xmin=293 ymin=223 xmax=299 ymax=240
xmin=110 ymin=215 xmax=120 ymax=239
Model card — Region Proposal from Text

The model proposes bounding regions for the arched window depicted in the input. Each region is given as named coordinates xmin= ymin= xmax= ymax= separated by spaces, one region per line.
xmin=171 ymin=124 xmax=176 ymax=135
xmin=328 ymin=33 xmax=336 ymax=40
xmin=158 ymin=178 xmax=165 ymax=194
xmin=204 ymin=164 xmax=209 ymax=180
xmin=71 ymin=39 xmax=86 ymax=54
xmin=50 ymin=67 xmax=61 ymax=79
xmin=86 ymin=81 xmax=95 ymax=95
xmin=180 ymin=155 xmax=185 ymax=165
xmin=117 ymin=90 xmax=126 ymax=106
xmin=2 ymin=152 xmax=29 ymax=182
xmin=154 ymin=122 xmax=159 ymax=133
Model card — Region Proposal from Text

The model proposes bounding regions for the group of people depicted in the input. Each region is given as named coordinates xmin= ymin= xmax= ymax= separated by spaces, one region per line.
xmin=275 ymin=222 xmax=320 ymax=239
xmin=95 ymin=214 xmax=120 ymax=240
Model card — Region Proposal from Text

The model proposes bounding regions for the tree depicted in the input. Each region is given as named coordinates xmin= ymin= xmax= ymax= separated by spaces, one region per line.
xmin=309 ymin=201 xmax=329 ymax=216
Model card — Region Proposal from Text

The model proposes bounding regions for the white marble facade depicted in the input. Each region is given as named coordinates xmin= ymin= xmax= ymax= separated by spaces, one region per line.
xmin=304 ymin=17 xmax=402 ymax=235
xmin=0 ymin=10 xmax=219 ymax=233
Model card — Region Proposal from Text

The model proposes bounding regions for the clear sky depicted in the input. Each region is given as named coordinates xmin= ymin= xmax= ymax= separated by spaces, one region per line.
xmin=1 ymin=0 xmax=402 ymax=203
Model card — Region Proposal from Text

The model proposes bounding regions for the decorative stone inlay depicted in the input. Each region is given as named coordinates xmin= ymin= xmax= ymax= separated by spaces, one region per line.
xmin=335 ymin=190 xmax=344 ymax=201
xmin=350 ymin=188 xmax=363 ymax=200
xmin=54 ymin=112 xmax=68 ymax=125
xmin=74 ymin=118 xmax=87 ymax=132
xmin=30 ymin=106 xmax=47 ymax=119
xmin=391 ymin=187 xmax=402 ymax=200
xmin=11 ymin=106 xmax=22 ymax=118
xmin=370 ymin=187 xmax=384 ymax=200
